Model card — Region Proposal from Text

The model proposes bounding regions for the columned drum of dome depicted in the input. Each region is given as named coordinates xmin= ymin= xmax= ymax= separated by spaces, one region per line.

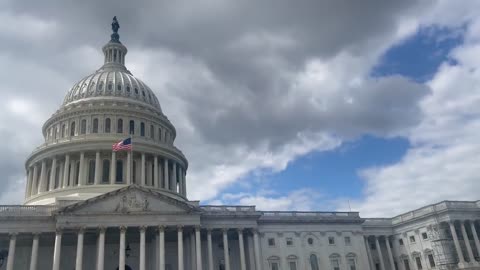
xmin=24 ymin=18 xmax=188 ymax=205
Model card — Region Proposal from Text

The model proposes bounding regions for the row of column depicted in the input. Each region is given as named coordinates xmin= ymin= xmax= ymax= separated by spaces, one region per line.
xmin=449 ymin=220 xmax=480 ymax=267
xmin=3 ymin=226 xmax=263 ymax=270
xmin=26 ymin=151 xmax=187 ymax=199
xmin=364 ymin=235 xmax=393 ymax=270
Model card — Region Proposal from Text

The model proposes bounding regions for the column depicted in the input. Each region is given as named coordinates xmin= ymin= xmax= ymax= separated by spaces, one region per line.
xmin=207 ymin=229 xmax=214 ymax=270
xmin=164 ymin=159 xmax=169 ymax=190
xmin=172 ymin=162 xmax=177 ymax=192
xmin=195 ymin=226 xmax=203 ymax=270
xmin=110 ymin=151 xmax=116 ymax=184
xmin=52 ymin=229 xmax=62 ymax=270
xmin=39 ymin=160 xmax=47 ymax=193
xmin=470 ymin=220 xmax=480 ymax=263
xmin=78 ymin=152 xmax=85 ymax=186
xmin=6 ymin=233 xmax=16 ymax=270
xmin=223 ymin=229 xmax=231 ymax=270
xmin=69 ymin=160 xmax=75 ymax=186
xmin=63 ymin=154 xmax=70 ymax=188
xmin=49 ymin=158 xmax=57 ymax=190
xmin=178 ymin=167 xmax=183 ymax=195
xmin=253 ymin=229 xmax=262 ymax=270
xmin=31 ymin=165 xmax=39 ymax=196
xmin=140 ymin=226 xmax=146 ymax=270
xmin=182 ymin=170 xmax=187 ymax=196
xmin=29 ymin=233 xmax=40 ymax=270
xmin=385 ymin=236 xmax=396 ymax=270
xmin=75 ymin=228 xmax=85 ymax=270
xmin=94 ymin=151 xmax=101 ymax=184
xmin=374 ymin=236 xmax=386 ymax=270
xmin=141 ymin=153 xmax=146 ymax=186
xmin=119 ymin=226 xmax=127 ymax=270
xmin=154 ymin=156 xmax=159 ymax=188
xmin=25 ymin=168 xmax=33 ymax=198
xmin=191 ymin=231 xmax=197 ymax=269
xmin=97 ymin=227 xmax=106 ymax=270
xmin=159 ymin=226 xmax=165 ymax=270
xmin=364 ymin=236 xmax=375 ymax=270
xmin=178 ymin=226 xmax=184 ymax=270
xmin=460 ymin=220 xmax=476 ymax=264
xmin=238 ymin=229 xmax=247 ymax=270
xmin=126 ymin=151 xmax=132 ymax=184
xmin=449 ymin=221 xmax=466 ymax=265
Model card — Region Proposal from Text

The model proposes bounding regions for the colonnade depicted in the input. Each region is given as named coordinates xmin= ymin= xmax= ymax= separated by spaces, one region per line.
xmin=25 ymin=151 xmax=187 ymax=199
xmin=2 ymin=226 xmax=263 ymax=270
xmin=364 ymin=220 xmax=480 ymax=270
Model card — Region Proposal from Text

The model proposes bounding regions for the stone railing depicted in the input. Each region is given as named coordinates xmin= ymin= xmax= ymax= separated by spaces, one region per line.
xmin=201 ymin=205 xmax=257 ymax=212
xmin=0 ymin=205 xmax=57 ymax=217
xmin=363 ymin=218 xmax=393 ymax=226
xmin=391 ymin=200 xmax=480 ymax=225
xmin=261 ymin=211 xmax=359 ymax=217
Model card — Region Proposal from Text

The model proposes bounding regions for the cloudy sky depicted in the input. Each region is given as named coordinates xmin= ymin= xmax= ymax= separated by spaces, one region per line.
xmin=1 ymin=0 xmax=479 ymax=217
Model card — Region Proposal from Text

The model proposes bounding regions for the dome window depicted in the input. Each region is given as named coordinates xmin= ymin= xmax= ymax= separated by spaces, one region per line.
xmin=92 ymin=118 xmax=99 ymax=133
xmin=80 ymin=119 xmax=87 ymax=134
xmin=134 ymin=88 xmax=139 ymax=95
xmin=129 ymin=120 xmax=135 ymax=135
xmin=126 ymin=86 xmax=131 ymax=92
xmin=108 ymin=83 xmax=113 ymax=91
xmin=140 ymin=122 xmax=145 ymax=137
xmin=116 ymin=160 xmax=123 ymax=183
xmin=105 ymin=118 xmax=111 ymax=133
xmin=98 ymin=82 xmax=103 ymax=90
xmin=70 ymin=122 xmax=76 ymax=136
xmin=142 ymin=90 xmax=146 ymax=97
xmin=150 ymin=125 xmax=154 ymax=139
xmin=88 ymin=160 xmax=95 ymax=184
xmin=117 ymin=119 xmax=123 ymax=133
xmin=102 ymin=160 xmax=110 ymax=183
xmin=117 ymin=84 xmax=122 ymax=91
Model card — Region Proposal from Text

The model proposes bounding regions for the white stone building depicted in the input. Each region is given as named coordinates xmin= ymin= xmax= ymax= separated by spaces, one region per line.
xmin=1 ymin=18 xmax=480 ymax=270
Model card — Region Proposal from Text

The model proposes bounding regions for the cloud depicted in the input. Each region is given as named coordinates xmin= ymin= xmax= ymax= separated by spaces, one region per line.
xmin=0 ymin=0 xmax=433 ymax=205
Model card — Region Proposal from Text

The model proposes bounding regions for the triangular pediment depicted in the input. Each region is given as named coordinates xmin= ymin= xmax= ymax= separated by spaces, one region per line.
xmin=56 ymin=185 xmax=200 ymax=215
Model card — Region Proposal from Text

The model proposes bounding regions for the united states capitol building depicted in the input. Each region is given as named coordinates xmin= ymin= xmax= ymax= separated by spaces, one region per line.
xmin=1 ymin=18 xmax=480 ymax=270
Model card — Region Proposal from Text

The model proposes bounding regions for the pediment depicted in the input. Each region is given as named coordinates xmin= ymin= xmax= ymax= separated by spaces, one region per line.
xmin=56 ymin=185 xmax=200 ymax=215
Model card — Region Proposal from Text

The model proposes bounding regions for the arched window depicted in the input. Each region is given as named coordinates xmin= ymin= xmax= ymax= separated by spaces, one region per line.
xmin=53 ymin=126 xmax=57 ymax=139
xmin=287 ymin=255 xmax=298 ymax=270
xmin=80 ymin=119 xmax=87 ymax=134
xmin=158 ymin=128 xmax=162 ymax=142
xmin=346 ymin=253 xmax=357 ymax=270
xmin=102 ymin=160 xmax=110 ymax=183
xmin=88 ymin=160 xmax=95 ymax=184
xmin=70 ymin=121 xmax=76 ymax=136
xmin=140 ymin=122 xmax=145 ymax=136
xmin=150 ymin=125 xmax=154 ymax=139
xmin=310 ymin=254 xmax=319 ymax=270
xmin=61 ymin=124 xmax=66 ymax=138
xmin=330 ymin=254 xmax=341 ymax=270
xmin=105 ymin=118 xmax=111 ymax=133
xmin=267 ymin=256 xmax=280 ymax=270
xmin=117 ymin=119 xmax=123 ymax=133
xmin=116 ymin=160 xmax=123 ymax=183
xmin=92 ymin=118 xmax=99 ymax=133
xmin=129 ymin=120 xmax=135 ymax=135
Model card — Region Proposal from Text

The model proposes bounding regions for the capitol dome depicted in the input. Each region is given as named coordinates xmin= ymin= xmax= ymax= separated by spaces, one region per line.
xmin=23 ymin=18 xmax=188 ymax=205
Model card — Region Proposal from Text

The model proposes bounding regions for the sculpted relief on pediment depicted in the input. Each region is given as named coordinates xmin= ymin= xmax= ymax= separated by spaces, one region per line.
xmin=114 ymin=193 xmax=150 ymax=213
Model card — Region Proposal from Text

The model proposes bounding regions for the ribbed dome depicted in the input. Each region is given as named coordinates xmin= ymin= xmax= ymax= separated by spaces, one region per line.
xmin=62 ymin=69 xmax=162 ymax=111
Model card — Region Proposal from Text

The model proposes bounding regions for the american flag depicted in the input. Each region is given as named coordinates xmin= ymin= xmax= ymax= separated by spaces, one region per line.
xmin=112 ymin=138 xmax=132 ymax=152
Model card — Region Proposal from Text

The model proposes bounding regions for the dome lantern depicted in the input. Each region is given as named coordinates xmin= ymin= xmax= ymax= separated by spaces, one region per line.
xmin=101 ymin=16 xmax=128 ymax=71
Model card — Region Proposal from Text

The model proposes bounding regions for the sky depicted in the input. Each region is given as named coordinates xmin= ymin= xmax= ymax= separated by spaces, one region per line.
xmin=1 ymin=0 xmax=480 ymax=217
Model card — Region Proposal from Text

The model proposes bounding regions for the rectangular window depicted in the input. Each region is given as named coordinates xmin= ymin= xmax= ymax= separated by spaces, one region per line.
xmin=422 ymin=232 xmax=428 ymax=240
xmin=345 ymin=236 xmax=351 ymax=245
xmin=399 ymin=239 xmax=404 ymax=245
xmin=404 ymin=259 xmax=411 ymax=270
xmin=289 ymin=261 xmax=297 ymax=270
xmin=286 ymin=237 xmax=293 ymax=246
xmin=271 ymin=262 xmax=279 ymax=270
xmin=328 ymin=236 xmax=335 ymax=245
xmin=409 ymin=236 xmax=416 ymax=243
xmin=415 ymin=257 xmax=422 ymax=270
xmin=332 ymin=259 xmax=340 ymax=270
xmin=268 ymin=238 xmax=275 ymax=247
xmin=428 ymin=254 xmax=435 ymax=267
xmin=347 ymin=258 xmax=356 ymax=270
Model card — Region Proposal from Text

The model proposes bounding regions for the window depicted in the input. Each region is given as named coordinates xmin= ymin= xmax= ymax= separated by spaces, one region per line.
xmin=92 ymin=118 xmax=99 ymax=133
xmin=150 ymin=125 xmax=154 ymax=139
xmin=268 ymin=238 xmax=275 ymax=246
xmin=158 ymin=128 xmax=162 ymax=141
xmin=427 ymin=254 xmax=435 ymax=267
xmin=102 ymin=160 xmax=110 ymax=183
xmin=287 ymin=255 xmax=298 ymax=270
xmin=422 ymin=232 xmax=428 ymax=240
xmin=117 ymin=119 xmax=123 ymax=133
xmin=289 ymin=261 xmax=297 ymax=270
xmin=88 ymin=160 xmax=95 ymax=184
xmin=403 ymin=259 xmax=411 ymax=270
xmin=328 ymin=237 xmax=335 ymax=245
xmin=409 ymin=236 xmax=416 ymax=243
xmin=104 ymin=118 xmax=111 ymax=133
xmin=54 ymin=166 xmax=60 ymax=188
xmin=345 ymin=236 xmax=351 ymax=246
xmin=61 ymin=124 xmax=66 ymax=138
xmin=98 ymin=81 xmax=103 ymax=90
xmin=116 ymin=160 xmax=123 ymax=183
xmin=330 ymin=254 xmax=341 ymax=270
xmin=310 ymin=254 xmax=319 ymax=270
xmin=132 ymin=161 xmax=137 ymax=184
xmin=286 ymin=238 xmax=293 ymax=246
xmin=346 ymin=255 xmax=356 ymax=270
xmin=117 ymin=84 xmax=121 ymax=91
xmin=308 ymin=237 xmax=314 ymax=245
xmin=75 ymin=161 xmax=80 ymax=185
xmin=70 ymin=121 xmax=76 ymax=136
xmin=271 ymin=263 xmax=279 ymax=270
xmin=126 ymin=85 xmax=130 ymax=93
xmin=140 ymin=122 xmax=145 ymax=136
xmin=129 ymin=120 xmax=135 ymax=135
xmin=415 ymin=257 xmax=422 ymax=270
xmin=135 ymin=88 xmax=139 ymax=94
xmin=80 ymin=119 xmax=87 ymax=134
xmin=399 ymin=239 xmax=404 ymax=245
xmin=108 ymin=83 xmax=112 ymax=90
xmin=268 ymin=256 xmax=280 ymax=270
